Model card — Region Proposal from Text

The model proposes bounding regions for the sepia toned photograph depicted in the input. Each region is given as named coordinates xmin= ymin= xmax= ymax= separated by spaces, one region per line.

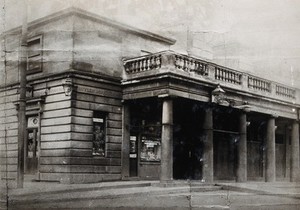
xmin=0 ymin=0 xmax=300 ymax=209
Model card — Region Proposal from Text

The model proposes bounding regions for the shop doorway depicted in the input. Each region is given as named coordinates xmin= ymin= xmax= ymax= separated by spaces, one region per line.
xmin=129 ymin=98 xmax=162 ymax=179
xmin=213 ymin=132 xmax=238 ymax=180
xmin=173 ymin=99 xmax=204 ymax=180
xmin=25 ymin=116 xmax=40 ymax=174
xmin=213 ymin=107 xmax=239 ymax=180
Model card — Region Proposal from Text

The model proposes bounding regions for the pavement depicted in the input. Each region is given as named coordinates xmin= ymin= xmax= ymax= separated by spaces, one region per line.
xmin=1 ymin=176 xmax=300 ymax=210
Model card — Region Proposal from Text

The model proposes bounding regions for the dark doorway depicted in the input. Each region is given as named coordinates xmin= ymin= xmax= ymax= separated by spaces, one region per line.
xmin=129 ymin=98 xmax=162 ymax=179
xmin=213 ymin=132 xmax=238 ymax=180
xmin=129 ymin=135 xmax=138 ymax=177
xmin=173 ymin=99 xmax=204 ymax=180
xmin=213 ymin=107 xmax=239 ymax=180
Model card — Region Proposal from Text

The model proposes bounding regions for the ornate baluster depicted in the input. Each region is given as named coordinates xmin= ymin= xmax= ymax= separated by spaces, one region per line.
xmin=247 ymin=77 xmax=250 ymax=87
xmin=133 ymin=61 xmax=136 ymax=73
xmin=138 ymin=60 xmax=142 ymax=72
xmin=226 ymin=70 xmax=229 ymax=82
xmin=221 ymin=69 xmax=223 ymax=80
xmin=180 ymin=57 xmax=184 ymax=70
xmin=216 ymin=68 xmax=219 ymax=80
xmin=152 ymin=56 xmax=156 ymax=69
xmin=204 ymin=64 xmax=207 ymax=75
xmin=156 ymin=55 xmax=161 ymax=69
xmin=263 ymin=82 xmax=268 ymax=91
xmin=233 ymin=73 xmax=236 ymax=83
xmin=285 ymin=87 xmax=288 ymax=96
xmin=139 ymin=60 xmax=143 ymax=71
xmin=178 ymin=57 xmax=182 ymax=69
xmin=153 ymin=56 xmax=157 ymax=69
xmin=186 ymin=58 xmax=189 ymax=71
xmin=183 ymin=58 xmax=187 ymax=71
xmin=145 ymin=58 xmax=149 ymax=70
xmin=175 ymin=56 xmax=179 ymax=69
xmin=190 ymin=60 xmax=195 ymax=72
xmin=221 ymin=69 xmax=224 ymax=81
xmin=128 ymin=62 xmax=132 ymax=73
xmin=187 ymin=59 xmax=191 ymax=71
xmin=199 ymin=63 xmax=202 ymax=74
xmin=227 ymin=71 xmax=230 ymax=82
xmin=144 ymin=59 xmax=146 ymax=71
xmin=194 ymin=61 xmax=198 ymax=73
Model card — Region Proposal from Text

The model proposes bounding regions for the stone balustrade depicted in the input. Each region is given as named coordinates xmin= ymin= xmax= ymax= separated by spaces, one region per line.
xmin=276 ymin=84 xmax=296 ymax=99
xmin=248 ymin=76 xmax=271 ymax=92
xmin=215 ymin=66 xmax=242 ymax=85
xmin=124 ymin=54 xmax=161 ymax=74
xmin=174 ymin=54 xmax=208 ymax=76
xmin=123 ymin=51 xmax=297 ymax=102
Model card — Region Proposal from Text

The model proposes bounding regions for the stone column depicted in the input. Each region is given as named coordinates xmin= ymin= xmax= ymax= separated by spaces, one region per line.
xmin=202 ymin=108 xmax=214 ymax=183
xmin=160 ymin=98 xmax=173 ymax=181
xmin=266 ymin=116 xmax=276 ymax=182
xmin=291 ymin=120 xmax=299 ymax=182
xmin=237 ymin=112 xmax=247 ymax=182
xmin=121 ymin=103 xmax=130 ymax=179
xmin=285 ymin=125 xmax=291 ymax=180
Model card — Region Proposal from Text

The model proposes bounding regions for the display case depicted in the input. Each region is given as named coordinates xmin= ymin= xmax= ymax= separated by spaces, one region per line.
xmin=140 ymin=121 xmax=161 ymax=162
xmin=140 ymin=136 xmax=161 ymax=162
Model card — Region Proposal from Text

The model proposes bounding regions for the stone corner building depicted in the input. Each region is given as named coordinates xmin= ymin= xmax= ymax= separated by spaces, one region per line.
xmin=0 ymin=8 xmax=299 ymax=187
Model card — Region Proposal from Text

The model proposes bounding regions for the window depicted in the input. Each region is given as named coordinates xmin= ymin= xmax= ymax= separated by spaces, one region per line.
xmin=140 ymin=122 xmax=161 ymax=162
xmin=27 ymin=36 xmax=42 ymax=74
xmin=92 ymin=112 xmax=107 ymax=157
xmin=27 ymin=116 xmax=39 ymax=158
xmin=140 ymin=136 xmax=161 ymax=162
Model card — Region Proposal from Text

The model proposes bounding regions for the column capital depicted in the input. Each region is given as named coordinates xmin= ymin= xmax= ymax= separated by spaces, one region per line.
xmin=269 ymin=113 xmax=278 ymax=118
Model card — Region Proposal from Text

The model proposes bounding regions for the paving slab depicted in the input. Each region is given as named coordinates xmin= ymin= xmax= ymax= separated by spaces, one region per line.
xmin=3 ymin=180 xmax=300 ymax=210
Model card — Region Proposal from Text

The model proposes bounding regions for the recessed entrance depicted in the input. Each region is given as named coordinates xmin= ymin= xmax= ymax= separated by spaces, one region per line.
xmin=213 ymin=107 xmax=239 ymax=180
xmin=173 ymin=99 xmax=204 ymax=180
xmin=25 ymin=115 xmax=40 ymax=174
xmin=213 ymin=132 xmax=238 ymax=180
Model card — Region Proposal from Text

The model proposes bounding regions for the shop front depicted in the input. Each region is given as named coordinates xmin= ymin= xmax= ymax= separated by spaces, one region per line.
xmin=125 ymin=97 xmax=248 ymax=182
xmin=121 ymin=51 xmax=300 ymax=183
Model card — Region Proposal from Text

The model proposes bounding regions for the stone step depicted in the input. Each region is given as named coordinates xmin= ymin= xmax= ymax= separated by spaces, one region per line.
xmin=191 ymin=185 xmax=223 ymax=192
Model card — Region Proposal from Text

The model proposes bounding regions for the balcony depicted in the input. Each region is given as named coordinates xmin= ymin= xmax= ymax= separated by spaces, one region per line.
xmin=122 ymin=51 xmax=299 ymax=105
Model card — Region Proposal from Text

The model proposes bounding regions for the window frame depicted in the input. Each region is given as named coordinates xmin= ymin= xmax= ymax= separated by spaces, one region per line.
xmin=27 ymin=35 xmax=43 ymax=75
xmin=92 ymin=111 xmax=108 ymax=157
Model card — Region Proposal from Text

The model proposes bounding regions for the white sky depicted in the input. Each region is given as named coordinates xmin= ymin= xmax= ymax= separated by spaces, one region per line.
xmin=1 ymin=0 xmax=300 ymax=87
